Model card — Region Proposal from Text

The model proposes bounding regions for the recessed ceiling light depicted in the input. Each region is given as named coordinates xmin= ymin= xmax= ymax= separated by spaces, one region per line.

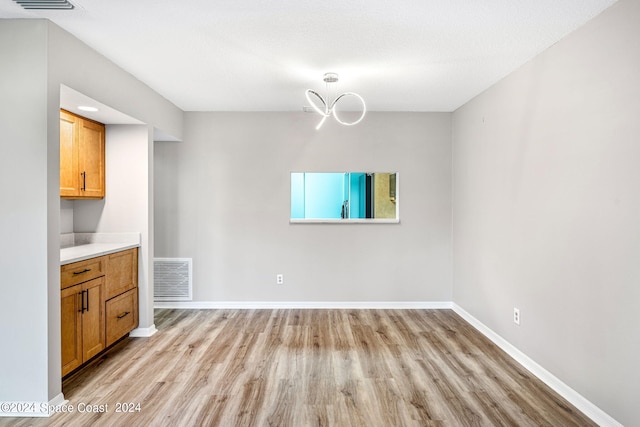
xmin=78 ymin=106 xmax=98 ymax=112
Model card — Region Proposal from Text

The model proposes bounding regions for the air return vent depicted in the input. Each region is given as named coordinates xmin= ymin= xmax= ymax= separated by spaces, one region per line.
xmin=13 ymin=0 xmax=74 ymax=10
xmin=154 ymin=258 xmax=192 ymax=301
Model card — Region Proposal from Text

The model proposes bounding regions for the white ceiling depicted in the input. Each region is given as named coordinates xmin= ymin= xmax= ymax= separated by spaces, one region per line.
xmin=1 ymin=0 xmax=617 ymax=112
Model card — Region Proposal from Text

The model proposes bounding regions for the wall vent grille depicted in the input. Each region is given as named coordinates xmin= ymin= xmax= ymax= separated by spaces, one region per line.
xmin=154 ymin=258 xmax=192 ymax=301
xmin=13 ymin=0 xmax=74 ymax=10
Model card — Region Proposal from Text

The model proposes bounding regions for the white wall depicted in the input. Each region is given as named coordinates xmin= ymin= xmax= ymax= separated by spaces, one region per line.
xmin=74 ymin=125 xmax=155 ymax=331
xmin=0 ymin=20 xmax=50 ymax=406
xmin=155 ymin=112 xmax=452 ymax=303
xmin=60 ymin=200 xmax=74 ymax=234
xmin=452 ymin=1 xmax=639 ymax=425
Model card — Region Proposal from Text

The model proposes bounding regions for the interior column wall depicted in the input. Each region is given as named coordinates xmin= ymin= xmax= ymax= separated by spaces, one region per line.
xmin=0 ymin=20 xmax=51 ymax=406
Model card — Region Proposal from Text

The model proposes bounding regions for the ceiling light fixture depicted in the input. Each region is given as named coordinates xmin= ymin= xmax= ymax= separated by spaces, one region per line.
xmin=305 ymin=73 xmax=366 ymax=130
xmin=78 ymin=106 xmax=98 ymax=112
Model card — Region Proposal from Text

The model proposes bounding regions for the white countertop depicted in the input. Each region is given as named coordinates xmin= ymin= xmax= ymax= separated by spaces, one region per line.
xmin=61 ymin=242 xmax=140 ymax=265
xmin=60 ymin=232 xmax=140 ymax=265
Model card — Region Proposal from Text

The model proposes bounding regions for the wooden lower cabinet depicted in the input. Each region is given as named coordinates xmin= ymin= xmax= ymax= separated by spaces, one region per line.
xmin=106 ymin=288 xmax=138 ymax=347
xmin=61 ymin=248 xmax=138 ymax=377
xmin=60 ymin=276 xmax=105 ymax=377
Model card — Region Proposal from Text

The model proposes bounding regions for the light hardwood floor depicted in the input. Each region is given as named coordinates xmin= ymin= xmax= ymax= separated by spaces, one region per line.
xmin=1 ymin=309 xmax=595 ymax=426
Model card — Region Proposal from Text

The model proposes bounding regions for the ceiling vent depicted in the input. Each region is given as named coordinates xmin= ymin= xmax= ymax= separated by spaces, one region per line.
xmin=13 ymin=0 xmax=74 ymax=10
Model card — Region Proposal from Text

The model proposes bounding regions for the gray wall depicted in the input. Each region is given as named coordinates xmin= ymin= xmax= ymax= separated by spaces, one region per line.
xmin=452 ymin=1 xmax=639 ymax=425
xmin=44 ymin=21 xmax=182 ymax=402
xmin=0 ymin=20 xmax=50 ymax=405
xmin=44 ymin=22 xmax=181 ymax=403
xmin=0 ymin=19 xmax=182 ymax=409
xmin=155 ymin=112 xmax=452 ymax=303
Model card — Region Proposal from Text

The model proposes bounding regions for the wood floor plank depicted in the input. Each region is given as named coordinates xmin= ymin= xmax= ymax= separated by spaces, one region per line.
xmin=0 ymin=309 xmax=597 ymax=427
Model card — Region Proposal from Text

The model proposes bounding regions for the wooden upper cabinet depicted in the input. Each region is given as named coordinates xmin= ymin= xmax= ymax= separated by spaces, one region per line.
xmin=60 ymin=110 xmax=105 ymax=199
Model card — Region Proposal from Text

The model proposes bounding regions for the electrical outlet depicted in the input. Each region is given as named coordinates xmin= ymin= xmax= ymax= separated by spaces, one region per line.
xmin=276 ymin=274 xmax=284 ymax=285
xmin=513 ymin=307 xmax=520 ymax=325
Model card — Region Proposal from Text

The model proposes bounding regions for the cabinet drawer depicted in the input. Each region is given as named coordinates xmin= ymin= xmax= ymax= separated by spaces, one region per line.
xmin=61 ymin=256 xmax=106 ymax=289
xmin=105 ymin=288 xmax=138 ymax=347
xmin=105 ymin=248 xmax=138 ymax=300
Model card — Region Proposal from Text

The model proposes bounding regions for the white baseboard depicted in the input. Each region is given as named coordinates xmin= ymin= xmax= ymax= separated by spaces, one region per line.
xmin=129 ymin=324 xmax=158 ymax=337
xmin=47 ymin=393 xmax=68 ymax=415
xmin=452 ymin=303 xmax=622 ymax=427
xmin=154 ymin=301 xmax=453 ymax=309
xmin=0 ymin=393 xmax=66 ymax=418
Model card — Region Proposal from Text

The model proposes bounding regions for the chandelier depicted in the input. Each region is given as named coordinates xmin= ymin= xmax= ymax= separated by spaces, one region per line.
xmin=305 ymin=73 xmax=366 ymax=130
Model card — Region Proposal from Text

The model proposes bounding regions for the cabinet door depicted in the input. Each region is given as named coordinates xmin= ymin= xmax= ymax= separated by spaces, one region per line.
xmin=105 ymin=248 xmax=138 ymax=299
xmin=60 ymin=111 xmax=79 ymax=197
xmin=61 ymin=285 xmax=82 ymax=377
xmin=82 ymin=276 xmax=105 ymax=361
xmin=78 ymin=118 xmax=105 ymax=198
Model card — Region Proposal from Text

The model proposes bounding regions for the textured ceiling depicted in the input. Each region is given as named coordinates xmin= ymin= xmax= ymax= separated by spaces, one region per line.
xmin=1 ymin=0 xmax=617 ymax=112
